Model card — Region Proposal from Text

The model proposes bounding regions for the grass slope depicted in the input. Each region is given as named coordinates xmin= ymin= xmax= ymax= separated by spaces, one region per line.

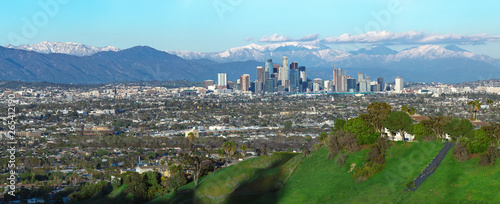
xmin=257 ymin=141 xmax=445 ymax=203
xmin=149 ymin=152 xmax=301 ymax=204
xmin=404 ymin=147 xmax=500 ymax=203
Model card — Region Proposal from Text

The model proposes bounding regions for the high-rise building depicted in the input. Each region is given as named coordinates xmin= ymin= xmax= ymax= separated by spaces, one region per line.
xmin=357 ymin=72 xmax=364 ymax=82
xmin=395 ymin=76 xmax=404 ymax=92
xmin=324 ymin=80 xmax=331 ymax=91
xmin=273 ymin=64 xmax=279 ymax=74
xmin=377 ymin=77 xmax=384 ymax=92
xmin=290 ymin=62 xmax=298 ymax=70
xmin=313 ymin=78 xmax=323 ymax=90
xmin=240 ymin=74 xmax=250 ymax=91
xmin=365 ymin=76 xmax=371 ymax=92
xmin=333 ymin=68 xmax=344 ymax=92
xmin=299 ymin=66 xmax=306 ymax=92
xmin=265 ymin=59 xmax=273 ymax=83
xmin=347 ymin=78 xmax=357 ymax=92
xmin=256 ymin=66 xmax=264 ymax=82
xmin=282 ymin=56 xmax=289 ymax=90
xmin=217 ymin=73 xmax=227 ymax=89
xmin=203 ymin=80 xmax=214 ymax=89
xmin=227 ymin=81 xmax=234 ymax=89
xmin=265 ymin=78 xmax=275 ymax=93
xmin=289 ymin=68 xmax=300 ymax=93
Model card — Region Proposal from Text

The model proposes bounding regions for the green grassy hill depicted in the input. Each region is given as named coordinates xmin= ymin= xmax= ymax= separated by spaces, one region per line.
xmin=149 ymin=152 xmax=302 ymax=204
xmin=155 ymin=141 xmax=499 ymax=203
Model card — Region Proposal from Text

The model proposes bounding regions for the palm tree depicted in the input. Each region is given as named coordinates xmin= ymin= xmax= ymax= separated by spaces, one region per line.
xmin=486 ymin=99 xmax=493 ymax=122
xmin=472 ymin=100 xmax=481 ymax=121
xmin=467 ymin=101 xmax=474 ymax=120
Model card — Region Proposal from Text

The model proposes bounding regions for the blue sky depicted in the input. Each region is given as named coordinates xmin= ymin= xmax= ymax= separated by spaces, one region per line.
xmin=1 ymin=0 xmax=500 ymax=57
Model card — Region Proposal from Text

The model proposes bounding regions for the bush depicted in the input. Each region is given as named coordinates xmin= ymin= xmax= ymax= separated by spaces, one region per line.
xmin=453 ymin=142 xmax=470 ymax=162
xmin=467 ymin=129 xmax=491 ymax=154
xmin=353 ymin=161 xmax=385 ymax=181
xmin=478 ymin=147 xmax=499 ymax=166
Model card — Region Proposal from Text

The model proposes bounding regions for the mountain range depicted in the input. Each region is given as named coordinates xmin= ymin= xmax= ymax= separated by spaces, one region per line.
xmin=0 ymin=41 xmax=499 ymax=83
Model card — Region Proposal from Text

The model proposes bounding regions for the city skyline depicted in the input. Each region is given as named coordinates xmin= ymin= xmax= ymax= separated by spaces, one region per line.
xmin=1 ymin=1 xmax=500 ymax=57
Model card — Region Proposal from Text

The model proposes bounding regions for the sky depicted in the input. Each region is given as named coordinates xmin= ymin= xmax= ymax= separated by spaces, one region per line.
xmin=1 ymin=0 xmax=500 ymax=57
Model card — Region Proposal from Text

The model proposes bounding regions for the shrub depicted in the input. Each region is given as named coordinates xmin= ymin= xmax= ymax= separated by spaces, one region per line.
xmin=453 ymin=142 xmax=470 ymax=162
xmin=467 ymin=129 xmax=491 ymax=154
xmin=478 ymin=147 xmax=499 ymax=166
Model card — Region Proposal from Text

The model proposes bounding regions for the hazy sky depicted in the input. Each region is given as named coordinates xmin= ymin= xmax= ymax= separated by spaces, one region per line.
xmin=1 ymin=0 xmax=500 ymax=57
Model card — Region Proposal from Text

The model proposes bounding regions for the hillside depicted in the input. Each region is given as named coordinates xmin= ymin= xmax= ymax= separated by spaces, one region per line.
xmin=149 ymin=152 xmax=302 ymax=204
xmin=149 ymin=141 xmax=499 ymax=203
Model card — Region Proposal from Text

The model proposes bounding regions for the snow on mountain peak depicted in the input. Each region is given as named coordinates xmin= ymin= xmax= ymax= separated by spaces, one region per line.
xmin=3 ymin=41 xmax=120 ymax=56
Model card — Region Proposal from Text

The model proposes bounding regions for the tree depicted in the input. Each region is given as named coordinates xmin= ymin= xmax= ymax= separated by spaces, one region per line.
xmin=383 ymin=111 xmax=413 ymax=144
xmin=411 ymin=123 xmax=430 ymax=141
xmin=283 ymin=121 xmax=292 ymax=131
xmin=333 ymin=118 xmax=346 ymax=132
xmin=222 ymin=141 xmax=237 ymax=159
xmin=182 ymin=149 xmax=206 ymax=187
xmin=344 ymin=117 xmax=378 ymax=145
xmin=466 ymin=129 xmax=491 ymax=154
xmin=472 ymin=101 xmax=482 ymax=121
xmin=365 ymin=102 xmax=392 ymax=133
xmin=467 ymin=101 xmax=474 ymax=120
xmin=444 ymin=118 xmax=474 ymax=141
xmin=187 ymin=132 xmax=195 ymax=149
xmin=421 ymin=116 xmax=450 ymax=141
xmin=486 ymin=99 xmax=493 ymax=122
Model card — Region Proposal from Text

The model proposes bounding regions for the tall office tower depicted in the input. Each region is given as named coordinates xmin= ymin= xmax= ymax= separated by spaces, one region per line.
xmin=227 ymin=81 xmax=235 ymax=89
xmin=357 ymin=72 xmax=364 ymax=82
xmin=254 ymin=80 xmax=262 ymax=93
xmin=273 ymin=64 xmax=280 ymax=74
xmin=323 ymin=80 xmax=331 ymax=91
xmin=281 ymin=57 xmax=289 ymax=90
xmin=299 ymin=66 xmax=306 ymax=92
xmin=203 ymin=80 xmax=214 ymax=89
xmin=347 ymin=78 xmax=357 ymax=92
xmin=256 ymin=66 xmax=264 ymax=82
xmin=342 ymin=75 xmax=347 ymax=92
xmin=365 ymin=76 xmax=371 ymax=92
xmin=377 ymin=77 xmax=384 ymax=92
xmin=359 ymin=80 xmax=367 ymax=92
xmin=333 ymin=68 xmax=343 ymax=92
xmin=313 ymin=78 xmax=323 ymax=90
xmin=289 ymin=68 xmax=300 ymax=93
xmin=217 ymin=73 xmax=227 ymax=89
xmin=240 ymin=74 xmax=250 ymax=91
xmin=395 ymin=76 xmax=404 ymax=92
xmin=290 ymin=62 xmax=298 ymax=70
xmin=265 ymin=59 xmax=273 ymax=81
xmin=265 ymin=78 xmax=275 ymax=93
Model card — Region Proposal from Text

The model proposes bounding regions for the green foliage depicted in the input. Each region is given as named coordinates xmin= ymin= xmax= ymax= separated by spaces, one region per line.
xmin=353 ymin=161 xmax=386 ymax=182
xmin=283 ymin=120 xmax=293 ymax=131
xmin=365 ymin=102 xmax=392 ymax=132
xmin=444 ymin=118 xmax=474 ymax=141
xmin=383 ymin=111 xmax=413 ymax=143
xmin=411 ymin=123 xmax=430 ymax=141
xmin=96 ymin=149 xmax=109 ymax=156
xmin=344 ymin=117 xmax=378 ymax=145
xmin=333 ymin=118 xmax=346 ymax=132
xmin=69 ymin=181 xmax=112 ymax=201
xmin=465 ymin=129 xmax=491 ymax=154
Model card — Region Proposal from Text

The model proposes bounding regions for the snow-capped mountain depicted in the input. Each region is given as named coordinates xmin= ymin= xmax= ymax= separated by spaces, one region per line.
xmin=167 ymin=43 xmax=499 ymax=68
xmin=4 ymin=41 xmax=120 ymax=56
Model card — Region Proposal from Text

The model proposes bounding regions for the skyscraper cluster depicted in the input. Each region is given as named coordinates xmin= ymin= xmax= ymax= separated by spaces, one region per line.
xmin=207 ymin=57 xmax=394 ymax=94
xmin=253 ymin=57 xmax=309 ymax=94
